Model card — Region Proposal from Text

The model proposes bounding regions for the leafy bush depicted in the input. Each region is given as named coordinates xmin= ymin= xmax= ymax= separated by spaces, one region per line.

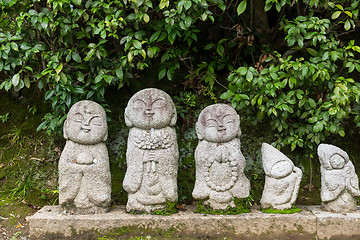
xmin=221 ymin=1 xmax=360 ymax=153
xmin=1 ymin=0 xmax=359 ymax=151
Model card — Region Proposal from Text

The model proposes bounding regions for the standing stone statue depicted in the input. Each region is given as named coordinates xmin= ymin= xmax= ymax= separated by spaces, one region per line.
xmin=318 ymin=143 xmax=360 ymax=212
xmin=260 ymin=143 xmax=302 ymax=210
xmin=59 ymin=100 xmax=111 ymax=214
xmin=192 ymin=104 xmax=250 ymax=210
xmin=123 ymin=88 xmax=178 ymax=213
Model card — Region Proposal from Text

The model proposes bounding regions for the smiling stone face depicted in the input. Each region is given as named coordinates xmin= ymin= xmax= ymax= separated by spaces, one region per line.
xmin=125 ymin=88 xmax=176 ymax=129
xmin=196 ymin=104 xmax=240 ymax=143
xmin=64 ymin=100 xmax=107 ymax=144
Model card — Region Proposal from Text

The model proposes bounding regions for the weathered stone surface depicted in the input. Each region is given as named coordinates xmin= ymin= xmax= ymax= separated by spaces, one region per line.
xmin=192 ymin=104 xmax=250 ymax=210
xmin=260 ymin=143 xmax=302 ymax=210
xmin=59 ymin=100 xmax=111 ymax=214
xmin=317 ymin=143 xmax=360 ymax=212
xmin=308 ymin=205 xmax=360 ymax=239
xmin=27 ymin=205 xmax=317 ymax=239
xmin=123 ymin=88 xmax=178 ymax=213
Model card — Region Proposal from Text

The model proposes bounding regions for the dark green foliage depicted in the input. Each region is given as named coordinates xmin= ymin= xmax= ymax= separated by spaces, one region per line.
xmin=261 ymin=206 xmax=302 ymax=214
xmin=194 ymin=198 xmax=250 ymax=215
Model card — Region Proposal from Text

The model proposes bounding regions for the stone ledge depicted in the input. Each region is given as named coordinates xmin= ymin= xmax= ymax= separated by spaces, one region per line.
xmin=26 ymin=205 xmax=360 ymax=239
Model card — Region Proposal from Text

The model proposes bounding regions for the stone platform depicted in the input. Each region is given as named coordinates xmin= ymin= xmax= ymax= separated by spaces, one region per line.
xmin=26 ymin=205 xmax=360 ymax=239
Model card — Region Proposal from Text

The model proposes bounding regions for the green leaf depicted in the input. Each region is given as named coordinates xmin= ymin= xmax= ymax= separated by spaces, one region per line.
xmin=184 ymin=0 xmax=191 ymax=10
xmin=158 ymin=68 xmax=166 ymax=80
xmin=339 ymin=130 xmax=345 ymax=137
xmin=308 ymin=98 xmax=316 ymax=108
xmin=12 ymin=73 xmax=20 ymax=86
xmin=72 ymin=52 xmax=81 ymax=63
xmin=344 ymin=20 xmax=351 ymax=31
xmin=220 ymin=90 xmax=234 ymax=99
xmin=72 ymin=0 xmax=82 ymax=5
xmin=10 ymin=42 xmax=18 ymax=51
xmin=237 ymin=0 xmax=247 ymax=15
xmin=133 ymin=40 xmax=142 ymax=49
xmin=307 ymin=48 xmax=317 ymax=56
xmin=20 ymin=42 xmax=32 ymax=50
xmin=308 ymin=117 xmax=318 ymax=123
xmin=313 ymin=121 xmax=323 ymax=133
xmin=116 ymin=68 xmax=123 ymax=80
xmin=24 ymin=76 xmax=30 ymax=88
xmin=55 ymin=63 xmax=63 ymax=74
xmin=246 ymin=70 xmax=253 ymax=81
xmin=184 ymin=16 xmax=192 ymax=29
xmin=331 ymin=11 xmax=341 ymax=19
xmin=328 ymin=2 xmax=335 ymax=8
xmin=95 ymin=73 xmax=103 ymax=83
xmin=330 ymin=124 xmax=336 ymax=133
xmin=143 ymin=14 xmax=150 ymax=23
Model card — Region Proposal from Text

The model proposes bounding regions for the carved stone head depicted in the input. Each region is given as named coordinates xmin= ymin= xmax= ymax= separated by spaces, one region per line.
xmin=196 ymin=104 xmax=241 ymax=143
xmin=124 ymin=88 xmax=177 ymax=129
xmin=63 ymin=100 xmax=107 ymax=144
xmin=318 ymin=143 xmax=349 ymax=170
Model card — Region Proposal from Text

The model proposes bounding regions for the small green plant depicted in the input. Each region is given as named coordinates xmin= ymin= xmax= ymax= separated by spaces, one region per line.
xmin=10 ymin=231 xmax=21 ymax=240
xmin=261 ymin=206 xmax=302 ymax=214
xmin=0 ymin=113 xmax=9 ymax=123
xmin=194 ymin=198 xmax=250 ymax=215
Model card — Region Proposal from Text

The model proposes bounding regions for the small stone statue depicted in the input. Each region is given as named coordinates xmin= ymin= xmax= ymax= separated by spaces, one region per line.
xmin=260 ymin=143 xmax=302 ymax=210
xmin=192 ymin=104 xmax=250 ymax=210
xmin=59 ymin=100 xmax=111 ymax=214
xmin=318 ymin=143 xmax=360 ymax=212
xmin=123 ymin=88 xmax=178 ymax=213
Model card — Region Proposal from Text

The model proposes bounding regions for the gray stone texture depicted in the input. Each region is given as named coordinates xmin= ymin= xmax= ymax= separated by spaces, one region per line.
xmin=317 ymin=143 xmax=360 ymax=212
xmin=59 ymin=100 xmax=111 ymax=214
xmin=27 ymin=205 xmax=317 ymax=239
xmin=192 ymin=104 xmax=250 ymax=210
xmin=308 ymin=205 xmax=360 ymax=239
xmin=260 ymin=143 xmax=302 ymax=210
xmin=123 ymin=88 xmax=178 ymax=213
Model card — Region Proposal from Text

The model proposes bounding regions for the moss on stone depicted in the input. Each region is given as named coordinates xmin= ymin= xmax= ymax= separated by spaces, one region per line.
xmin=261 ymin=206 xmax=302 ymax=214
xmin=194 ymin=198 xmax=250 ymax=215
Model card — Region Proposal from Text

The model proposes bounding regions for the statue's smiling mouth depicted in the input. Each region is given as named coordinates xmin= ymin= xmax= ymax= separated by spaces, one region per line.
xmin=144 ymin=112 xmax=154 ymax=117
xmin=81 ymin=127 xmax=91 ymax=133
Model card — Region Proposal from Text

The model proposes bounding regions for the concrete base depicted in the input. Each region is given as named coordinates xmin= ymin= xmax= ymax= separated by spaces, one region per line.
xmin=307 ymin=205 xmax=360 ymax=239
xmin=26 ymin=205 xmax=360 ymax=239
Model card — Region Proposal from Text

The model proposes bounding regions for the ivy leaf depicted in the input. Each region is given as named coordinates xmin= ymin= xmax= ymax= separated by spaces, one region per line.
xmin=237 ymin=0 xmax=247 ymax=15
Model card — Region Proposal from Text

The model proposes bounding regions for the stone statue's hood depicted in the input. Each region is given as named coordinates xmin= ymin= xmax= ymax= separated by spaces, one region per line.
xmin=261 ymin=143 xmax=294 ymax=176
xmin=317 ymin=143 xmax=349 ymax=170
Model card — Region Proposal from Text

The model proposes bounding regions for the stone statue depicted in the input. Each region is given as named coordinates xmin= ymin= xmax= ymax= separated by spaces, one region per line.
xmin=192 ymin=104 xmax=250 ymax=210
xmin=260 ymin=143 xmax=302 ymax=210
xmin=123 ymin=88 xmax=178 ymax=213
xmin=59 ymin=100 xmax=111 ymax=214
xmin=318 ymin=143 xmax=360 ymax=212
